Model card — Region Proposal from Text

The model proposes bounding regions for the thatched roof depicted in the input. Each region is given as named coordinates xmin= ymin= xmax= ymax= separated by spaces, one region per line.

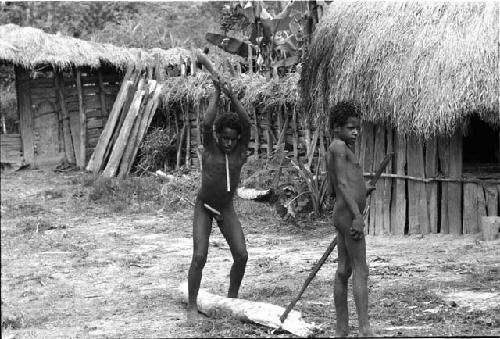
xmin=159 ymin=71 xmax=300 ymax=111
xmin=300 ymin=2 xmax=499 ymax=137
xmin=0 ymin=24 xmax=191 ymax=71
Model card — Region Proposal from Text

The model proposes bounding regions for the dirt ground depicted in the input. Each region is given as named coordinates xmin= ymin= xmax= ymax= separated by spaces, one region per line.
xmin=1 ymin=169 xmax=499 ymax=338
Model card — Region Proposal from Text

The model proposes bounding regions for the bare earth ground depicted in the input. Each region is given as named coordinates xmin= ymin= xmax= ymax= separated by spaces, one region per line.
xmin=1 ymin=169 xmax=499 ymax=338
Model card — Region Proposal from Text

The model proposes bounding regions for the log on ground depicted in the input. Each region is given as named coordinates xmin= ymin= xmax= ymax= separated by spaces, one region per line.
xmin=177 ymin=282 xmax=318 ymax=337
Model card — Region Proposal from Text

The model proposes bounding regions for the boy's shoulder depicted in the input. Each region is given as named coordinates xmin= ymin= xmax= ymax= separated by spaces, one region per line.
xmin=328 ymin=138 xmax=347 ymax=153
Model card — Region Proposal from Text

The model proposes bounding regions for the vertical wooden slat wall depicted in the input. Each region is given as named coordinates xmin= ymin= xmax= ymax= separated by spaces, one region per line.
xmin=16 ymin=66 xmax=35 ymax=165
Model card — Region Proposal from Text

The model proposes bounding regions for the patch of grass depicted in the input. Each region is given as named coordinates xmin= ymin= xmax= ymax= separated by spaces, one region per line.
xmin=14 ymin=216 xmax=61 ymax=234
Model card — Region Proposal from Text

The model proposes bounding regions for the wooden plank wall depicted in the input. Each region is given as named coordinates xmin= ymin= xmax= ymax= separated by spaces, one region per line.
xmin=15 ymin=66 xmax=121 ymax=167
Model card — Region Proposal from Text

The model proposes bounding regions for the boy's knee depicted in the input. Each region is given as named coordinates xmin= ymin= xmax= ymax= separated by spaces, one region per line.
xmin=234 ymin=250 xmax=248 ymax=265
xmin=191 ymin=252 xmax=208 ymax=269
xmin=354 ymin=264 xmax=369 ymax=280
xmin=336 ymin=267 xmax=352 ymax=282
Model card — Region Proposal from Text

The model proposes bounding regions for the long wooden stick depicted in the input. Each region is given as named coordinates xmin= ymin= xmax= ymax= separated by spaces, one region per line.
xmin=280 ymin=152 xmax=394 ymax=323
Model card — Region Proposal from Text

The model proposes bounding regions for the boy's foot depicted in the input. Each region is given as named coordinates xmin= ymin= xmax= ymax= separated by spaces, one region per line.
xmin=187 ymin=308 xmax=206 ymax=321
xmin=358 ymin=327 xmax=375 ymax=337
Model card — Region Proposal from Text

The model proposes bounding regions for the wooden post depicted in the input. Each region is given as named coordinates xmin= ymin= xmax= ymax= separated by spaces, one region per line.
xmin=463 ymin=183 xmax=486 ymax=234
xmin=448 ymin=131 xmax=463 ymax=234
xmin=407 ymin=136 xmax=429 ymax=234
xmin=86 ymin=67 xmax=135 ymax=172
xmin=247 ymin=44 xmax=253 ymax=74
xmin=54 ymin=72 xmax=76 ymax=164
xmin=75 ymin=69 xmax=86 ymax=169
xmin=382 ymin=126 xmax=393 ymax=234
xmin=191 ymin=50 xmax=197 ymax=76
xmin=425 ymin=136 xmax=439 ymax=233
xmin=362 ymin=122 xmax=375 ymax=232
xmin=438 ymin=136 xmax=450 ymax=233
xmin=390 ymin=132 xmax=406 ymax=235
xmin=16 ymin=66 xmax=35 ymax=165
xmin=184 ymin=103 xmax=191 ymax=168
xmin=252 ymin=105 xmax=260 ymax=158
xmin=102 ymin=79 xmax=146 ymax=177
xmin=196 ymin=104 xmax=203 ymax=171
xmin=370 ymin=125 xmax=385 ymax=235
xmin=266 ymin=109 xmax=273 ymax=158
xmin=484 ymin=184 xmax=499 ymax=216
xmin=480 ymin=216 xmax=500 ymax=241
xmin=292 ymin=106 xmax=299 ymax=161
xmin=97 ymin=70 xmax=107 ymax=120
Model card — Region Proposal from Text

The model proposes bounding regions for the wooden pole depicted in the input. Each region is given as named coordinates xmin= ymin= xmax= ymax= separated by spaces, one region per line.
xmin=97 ymin=70 xmax=107 ymax=120
xmin=252 ymin=105 xmax=260 ymax=158
xmin=184 ymin=102 xmax=191 ymax=168
xmin=292 ymin=106 xmax=298 ymax=161
xmin=247 ymin=43 xmax=253 ymax=74
xmin=425 ymin=136 xmax=439 ymax=233
xmin=75 ymin=69 xmax=86 ymax=169
xmin=390 ymin=132 xmax=406 ymax=235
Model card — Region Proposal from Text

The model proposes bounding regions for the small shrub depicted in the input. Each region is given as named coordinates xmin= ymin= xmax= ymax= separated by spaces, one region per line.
xmin=134 ymin=127 xmax=178 ymax=174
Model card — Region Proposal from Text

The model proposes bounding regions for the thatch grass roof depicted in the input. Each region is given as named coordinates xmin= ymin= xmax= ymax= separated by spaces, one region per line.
xmin=159 ymin=71 xmax=300 ymax=111
xmin=0 ymin=24 xmax=191 ymax=70
xmin=300 ymin=1 xmax=499 ymax=137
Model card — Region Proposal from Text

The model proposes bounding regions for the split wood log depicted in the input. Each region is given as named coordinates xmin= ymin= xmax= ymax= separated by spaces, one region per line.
xmin=177 ymin=282 xmax=318 ymax=337
xmin=102 ymin=79 xmax=146 ymax=177
xmin=184 ymin=102 xmax=191 ymax=167
xmin=86 ymin=67 xmax=134 ymax=172
xmin=117 ymin=80 xmax=157 ymax=178
xmin=120 ymin=82 xmax=164 ymax=177
xmin=292 ymin=106 xmax=299 ymax=160
xmin=480 ymin=216 xmax=500 ymax=241
xmin=104 ymin=73 xmax=141 ymax=168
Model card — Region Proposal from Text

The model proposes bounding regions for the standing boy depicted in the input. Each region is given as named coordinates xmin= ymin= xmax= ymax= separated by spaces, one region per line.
xmin=187 ymin=77 xmax=252 ymax=318
xmin=326 ymin=101 xmax=375 ymax=337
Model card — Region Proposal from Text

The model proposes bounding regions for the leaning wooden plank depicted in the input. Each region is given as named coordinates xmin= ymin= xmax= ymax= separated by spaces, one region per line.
xmin=125 ymin=83 xmax=164 ymax=174
xmin=102 ymin=79 xmax=146 ymax=177
xmin=118 ymin=80 xmax=158 ymax=178
xmin=177 ymin=282 xmax=318 ymax=337
xmin=86 ymin=67 xmax=135 ymax=172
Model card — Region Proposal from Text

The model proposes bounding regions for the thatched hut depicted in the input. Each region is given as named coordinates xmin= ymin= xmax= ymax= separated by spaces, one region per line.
xmin=0 ymin=23 xmax=190 ymax=168
xmin=300 ymin=2 xmax=499 ymax=235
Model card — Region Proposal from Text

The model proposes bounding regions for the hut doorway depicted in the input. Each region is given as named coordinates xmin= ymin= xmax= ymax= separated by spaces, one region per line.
xmin=462 ymin=114 xmax=500 ymax=176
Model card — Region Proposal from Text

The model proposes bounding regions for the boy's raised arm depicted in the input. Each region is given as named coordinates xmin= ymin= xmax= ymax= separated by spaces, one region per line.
xmin=221 ymin=80 xmax=251 ymax=144
xmin=203 ymin=80 xmax=221 ymax=127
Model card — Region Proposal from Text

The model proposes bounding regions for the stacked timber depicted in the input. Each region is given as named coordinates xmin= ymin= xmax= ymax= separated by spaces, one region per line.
xmin=86 ymin=67 xmax=164 ymax=178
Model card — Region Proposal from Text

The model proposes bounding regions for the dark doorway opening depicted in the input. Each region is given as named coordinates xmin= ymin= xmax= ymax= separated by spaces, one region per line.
xmin=462 ymin=114 xmax=499 ymax=176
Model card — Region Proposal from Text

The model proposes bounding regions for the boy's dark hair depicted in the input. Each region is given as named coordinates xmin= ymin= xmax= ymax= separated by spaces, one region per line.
xmin=330 ymin=101 xmax=361 ymax=129
xmin=215 ymin=112 xmax=242 ymax=134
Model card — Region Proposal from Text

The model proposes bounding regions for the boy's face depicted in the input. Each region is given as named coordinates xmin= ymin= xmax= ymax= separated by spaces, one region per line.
xmin=334 ymin=117 xmax=360 ymax=146
xmin=216 ymin=127 xmax=239 ymax=154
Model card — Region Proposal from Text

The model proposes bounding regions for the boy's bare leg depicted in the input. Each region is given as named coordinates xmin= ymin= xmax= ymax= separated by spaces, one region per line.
xmin=345 ymin=233 xmax=373 ymax=337
xmin=334 ymin=231 xmax=352 ymax=337
xmin=187 ymin=200 xmax=213 ymax=318
xmin=218 ymin=203 xmax=248 ymax=298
